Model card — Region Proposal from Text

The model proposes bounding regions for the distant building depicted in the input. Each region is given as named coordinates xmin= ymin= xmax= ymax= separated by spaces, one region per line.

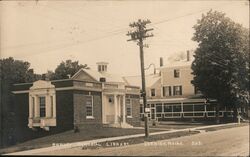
xmin=12 ymin=62 xmax=140 ymax=143
xmin=124 ymin=51 xmax=235 ymax=122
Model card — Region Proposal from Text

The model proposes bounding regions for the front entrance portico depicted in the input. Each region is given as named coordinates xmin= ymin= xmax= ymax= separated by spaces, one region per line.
xmin=102 ymin=92 xmax=132 ymax=128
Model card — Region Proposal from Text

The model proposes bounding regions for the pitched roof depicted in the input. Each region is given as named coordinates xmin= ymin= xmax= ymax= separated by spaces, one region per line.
xmin=71 ymin=68 xmax=125 ymax=83
xmin=123 ymin=73 xmax=161 ymax=88
xmin=158 ymin=59 xmax=192 ymax=69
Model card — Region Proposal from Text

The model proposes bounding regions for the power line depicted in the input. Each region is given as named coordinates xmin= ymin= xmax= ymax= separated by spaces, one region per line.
xmin=3 ymin=2 xmax=233 ymax=57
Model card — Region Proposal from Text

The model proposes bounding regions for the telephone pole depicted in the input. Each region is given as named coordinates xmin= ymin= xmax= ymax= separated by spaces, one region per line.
xmin=127 ymin=19 xmax=153 ymax=137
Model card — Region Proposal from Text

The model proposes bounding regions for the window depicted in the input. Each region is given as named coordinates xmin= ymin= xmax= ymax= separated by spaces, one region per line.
xmin=98 ymin=65 xmax=102 ymax=72
xmin=194 ymin=104 xmax=205 ymax=111
xmin=86 ymin=96 xmax=93 ymax=118
xmin=173 ymin=105 xmax=182 ymax=112
xmin=39 ymin=97 xmax=46 ymax=117
xmin=163 ymin=86 xmax=171 ymax=96
xmin=126 ymin=99 xmax=132 ymax=117
xmin=140 ymin=104 xmax=144 ymax=113
xmin=164 ymin=104 xmax=172 ymax=112
xmin=174 ymin=69 xmax=180 ymax=78
xmin=150 ymin=89 xmax=156 ymax=97
xmin=183 ymin=104 xmax=193 ymax=112
xmin=156 ymin=103 xmax=163 ymax=113
xmin=173 ymin=86 xmax=182 ymax=95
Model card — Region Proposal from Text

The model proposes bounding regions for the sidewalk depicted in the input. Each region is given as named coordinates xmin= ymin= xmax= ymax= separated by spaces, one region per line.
xmin=5 ymin=122 xmax=239 ymax=155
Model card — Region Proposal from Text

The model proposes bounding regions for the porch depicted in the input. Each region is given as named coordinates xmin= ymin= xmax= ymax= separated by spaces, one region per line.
xmin=102 ymin=93 xmax=132 ymax=128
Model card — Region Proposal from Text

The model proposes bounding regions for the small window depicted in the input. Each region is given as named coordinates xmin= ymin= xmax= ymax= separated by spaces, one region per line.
xmin=151 ymin=89 xmax=156 ymax=97
xmin=174 ymin=69 xmax=180 ymax=78
xmin=163 ymin=86 xmax=171 ymax=96
xmin=98 ymin=65 xmax=102 ymax=72
xmin=173 ymin=86 xmax=182 ymax=95
xmin=85 ymin=96 xmax=93 ymax=118
xmin=126 ymin=99 xmax=132 ymax=117
xmin=39 ymin=97 xmax=46 ymax=117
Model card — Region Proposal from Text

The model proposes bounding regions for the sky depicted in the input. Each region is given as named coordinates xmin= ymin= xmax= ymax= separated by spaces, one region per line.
xmin=1 ymin=0 xmax=249 ymax=76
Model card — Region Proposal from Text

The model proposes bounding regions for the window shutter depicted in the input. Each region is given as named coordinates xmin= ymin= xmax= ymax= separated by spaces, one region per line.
xmin=162 ymin=87 xmax=165 ymax=97
xmin=180 ymin=86 xmax=182 ymax=95
xmin=169 ymin=86 xmax=172 ymax=96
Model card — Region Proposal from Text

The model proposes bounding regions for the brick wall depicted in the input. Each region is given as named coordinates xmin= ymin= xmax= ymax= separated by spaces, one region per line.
xmin=73 ymin=90 xmax=102 ymax=128
xmin=126 ymin=95 xmax=140 ymax=127
xmin=55 ymin=90 xmax=74 ymax=130
xmin=10 ymin=91 xmax=75 ymax=146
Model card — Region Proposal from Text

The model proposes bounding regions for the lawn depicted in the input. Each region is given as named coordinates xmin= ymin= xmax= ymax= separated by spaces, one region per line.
xmin=0 ymin=127 xmax=162 ymax=154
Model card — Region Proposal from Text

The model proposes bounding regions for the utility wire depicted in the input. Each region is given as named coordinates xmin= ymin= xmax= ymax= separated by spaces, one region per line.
xmin=2 ymin=2 xmax=233 ymax=57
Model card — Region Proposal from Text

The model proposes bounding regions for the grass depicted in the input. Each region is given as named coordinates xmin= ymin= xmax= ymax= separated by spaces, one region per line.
xmin=0 ymin=127 xmax=162 ymax=154
xmin=1 ymin=122 xmax=247 ymax=154
xmin=81 ymin=130 xmax=200 ymax=150
xmin=200 ymin=122 xmax=249 ymax=132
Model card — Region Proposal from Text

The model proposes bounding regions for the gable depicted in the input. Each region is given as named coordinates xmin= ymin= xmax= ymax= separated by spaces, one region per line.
xmin=30 ymin=80 xmax=55 ymax=90
xmin=72 ymin=70 xmax=97 ymax=82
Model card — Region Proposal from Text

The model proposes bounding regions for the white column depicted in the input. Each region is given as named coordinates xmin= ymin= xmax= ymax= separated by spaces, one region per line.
xmin=29 ymin=95 xmax=32 ymax=118
xmin=46 ymin=95 xmax=50 ymax=118
xmin=117 ymin=96 xmax=120 ymax=117
xmin=123 ymin=95 xmax=126 ymax=123
xmin=53 ymin=94 xmax=56 ymax=118
xmin=34 ymin=96 xmax=39 ymax=118
xmin=114 ymin=94 xmax=117 ymax=123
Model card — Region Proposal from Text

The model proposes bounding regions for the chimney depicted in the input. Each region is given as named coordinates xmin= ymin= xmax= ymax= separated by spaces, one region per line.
xmin=160 ymin=57 xmax=163 ymax=67
xmin=97 ymin=62 xmax=108 ymax=73
xmin=187 ymin=50 xmax=190 ymax=61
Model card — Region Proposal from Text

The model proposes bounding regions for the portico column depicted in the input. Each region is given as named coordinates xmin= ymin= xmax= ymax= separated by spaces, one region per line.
xmin=114 ymin=94 xmax=117 ymax=123
xmin=53 ymin=94 xmax=56 ymax=118
xmin=46 ymin=95 xmax=50 ymax=118
xmin=34 ymin=96 xmax=39 ymax=118
xmin=29 ymin=95 xmax=33 ymax=118
xmin=123 ymin=95 xmax=126 ymax=123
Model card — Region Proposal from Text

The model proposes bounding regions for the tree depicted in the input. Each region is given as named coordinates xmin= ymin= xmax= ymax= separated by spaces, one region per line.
xmin=48 ymin=60 xmax=88 ymax=80
xmin=0 ymin=57 xmax=41 ymax=147
xmin=191 ymin=10 xmax=249 ymax=123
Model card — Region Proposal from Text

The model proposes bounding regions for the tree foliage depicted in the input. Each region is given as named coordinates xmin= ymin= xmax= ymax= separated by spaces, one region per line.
xmin=0 ymin=57 xmax=41 ymax=84
xmin=0 ymin=57 xmax=41 ymax=146
xmin=191 ymin=10 xmax=249 ymax=115
xmin=47 ymin=59 xmax=88 ymax=80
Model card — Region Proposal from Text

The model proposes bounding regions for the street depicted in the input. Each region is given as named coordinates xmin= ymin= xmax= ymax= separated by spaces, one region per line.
xmin=33 ymin=125 xmax=249 ymax=156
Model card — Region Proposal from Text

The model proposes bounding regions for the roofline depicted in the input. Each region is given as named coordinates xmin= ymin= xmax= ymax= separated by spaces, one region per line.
xmin=157 ymin=64 xmax=191 ymax=70
xmin=13 ymin=78 xmax=73 ymax=86
xmin=71 ymin=68 xmax=98 ymax=81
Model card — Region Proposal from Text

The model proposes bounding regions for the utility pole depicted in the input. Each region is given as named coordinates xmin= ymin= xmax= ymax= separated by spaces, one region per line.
xmin=127 ymin=19 xmax=153 ymax=137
